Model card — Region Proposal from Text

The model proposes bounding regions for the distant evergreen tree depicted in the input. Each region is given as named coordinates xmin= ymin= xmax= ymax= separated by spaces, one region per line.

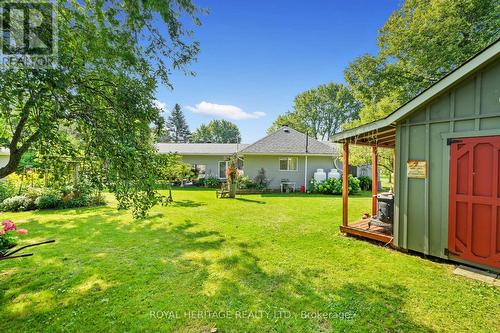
xmin=161 ymin=104 xmax=191 ymax=143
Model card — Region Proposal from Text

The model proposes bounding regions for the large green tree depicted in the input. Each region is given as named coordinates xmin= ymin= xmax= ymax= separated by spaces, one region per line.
xmin=0 ymin=0 xmax=202 ymax=217
xmin=159 ymin=104 xmax=191 ymax=143
xmin=191 ymin=120 xmax=241 ymax=143
xmin=343 ymin=0 xmax=499 ymax=174
xmin=379 ymin=0 xmax=499 ymax=92
xmin=345 ymin=0 xmax=499 ymax=128
xmin=268 ymin=83 xmax=360 ymax=140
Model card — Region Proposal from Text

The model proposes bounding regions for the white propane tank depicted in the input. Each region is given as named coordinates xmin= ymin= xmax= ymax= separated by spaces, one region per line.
xmin=327 ymin=168 xmax=341 ymax=180
xmin=313 ymin=169 xmax=327 ymax=182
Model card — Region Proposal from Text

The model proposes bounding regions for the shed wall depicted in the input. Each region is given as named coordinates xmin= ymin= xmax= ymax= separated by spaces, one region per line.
xmin=395 ymin=58 xmax=500 ymax=259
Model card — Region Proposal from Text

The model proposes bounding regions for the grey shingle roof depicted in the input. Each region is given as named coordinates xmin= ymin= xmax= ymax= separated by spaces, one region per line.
xmin=156 ymin=143 xmax=249 ymax=155
xmin=241 ymin=126 xmax=338 ymax=155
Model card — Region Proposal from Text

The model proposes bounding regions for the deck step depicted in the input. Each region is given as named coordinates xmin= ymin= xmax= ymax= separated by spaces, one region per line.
xmin=339 ymin=218 xmax=393 ymax=243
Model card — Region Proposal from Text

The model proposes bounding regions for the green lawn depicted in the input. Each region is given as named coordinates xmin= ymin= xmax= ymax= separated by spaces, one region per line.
xmin=1 ymin=189 xmax=498 ymax=332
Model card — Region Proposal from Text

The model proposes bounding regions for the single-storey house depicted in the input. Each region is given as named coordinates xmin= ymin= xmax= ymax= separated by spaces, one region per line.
xmin=157 ymin=126 xmax=361 ymax=191
xmin=156 ymin=143 xmax=248 ymax=179
xmin=331 ymin=40 xmax=500 ymax=271
xmin=0 ymin=128 xmax=360 ymax=190
xmin=240 ymin=126 xmax=338 ymax=191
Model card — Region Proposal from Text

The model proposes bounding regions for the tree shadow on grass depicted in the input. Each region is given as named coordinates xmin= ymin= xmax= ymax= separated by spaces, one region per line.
xmin=27 ymin=205 xmax=117 ymax=216
xmin=0 ymin=211 xmax=432 ymax=332
xmin=0 ymin=217 xmax=225 ymax=327
xmin=172 ymin=200 xmax=207 ymax=208
xmin=261 ymin=192 xmax=373 ymax=199
xmin=235 ymin=198 xmax=266 ymax=204
xmin=191 ymin=242 xmax=433 ymax=332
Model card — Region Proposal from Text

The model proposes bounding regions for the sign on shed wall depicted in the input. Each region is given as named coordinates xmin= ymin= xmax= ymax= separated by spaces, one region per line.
xmin=407 ymin=160 xmax=427 ymax=179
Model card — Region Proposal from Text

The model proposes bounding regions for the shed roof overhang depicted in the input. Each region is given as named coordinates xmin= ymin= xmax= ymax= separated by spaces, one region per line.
xmin=331 ymin=39 xmax=500 ymax=148
xmin=330 ymin=120 xmax=396 ymax=148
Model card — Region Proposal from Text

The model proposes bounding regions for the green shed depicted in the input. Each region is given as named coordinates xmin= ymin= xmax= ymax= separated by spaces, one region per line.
xmin=332 ymin=40 xmax=500 ymax=272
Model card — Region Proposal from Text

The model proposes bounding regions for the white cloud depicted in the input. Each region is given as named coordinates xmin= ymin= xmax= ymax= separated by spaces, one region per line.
xmin=154 ymin=100 xmax=167 ymax=112
xmin=186 ymin=101 xmax=265 ymax=120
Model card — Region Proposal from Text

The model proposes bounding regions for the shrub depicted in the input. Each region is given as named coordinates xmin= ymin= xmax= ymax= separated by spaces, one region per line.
xmin=2 ymin=172 xmax=45 ymax=195
xmin=310 ymin=177 xmax=342 ymax=194
xmin=311 ymin=175 xmax=360 ymax=195
xmin=203 ymin=176 xmax=222 ymax=188
xmin=89 ymin=193 xmax=106 ymax=207
xmin=254 ymin=168 xmax=269 ymax=190
xmin=238 ymin=176 xmax=255 ymax=189
xmin=64 ymin=195 xmax=91 ymax=208
xmin=25 ymin=186 xmax=44 ymax=202
xmin=0 ymin=171 xmax=106 ymax=211
xmin=1 ymin=195 xmax=35 ymax=212
xmin=35 ymin=193 xmax=63 ymax=209
xmin=0 ymin=229 xmax=18 ymax=253
xmin=0 ymin=180 xmax=16 ymax=203
xmin=358 ymin=176 xmax=372 ymax=191
xmin=0 ymin=180 xmax=106 ymax=211
xmin=348 ymin=175 xmax=361 ymax=194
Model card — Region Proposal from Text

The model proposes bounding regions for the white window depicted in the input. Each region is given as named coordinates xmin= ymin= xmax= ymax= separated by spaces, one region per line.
xmin=279 ymin=157 xmax=298 ymax=171
xmin=193 ymin=164 xmax=206 ymax=178
xmin=218 ymin=161 xmax=229 ymax=179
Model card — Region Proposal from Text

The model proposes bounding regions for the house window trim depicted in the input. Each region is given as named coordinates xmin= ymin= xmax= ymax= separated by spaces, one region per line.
xmin=193 ymin=164 xmax=207 ymax=179
xmin=218 ymin=160 xmax=229 ymax=179
xmin=279 ymin=157 xmax=298 ymax=172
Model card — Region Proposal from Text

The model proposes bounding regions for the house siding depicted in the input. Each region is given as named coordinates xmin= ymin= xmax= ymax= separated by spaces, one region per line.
xmin=243 ymin=155 xmax=337 ymax=190
xmin=180 ymin=155 xmax=232 ymax=179
xmin=395 ymin=57 xmax=500 ymax=261
xmin=0 ymin=155 xmax=8 ymax=168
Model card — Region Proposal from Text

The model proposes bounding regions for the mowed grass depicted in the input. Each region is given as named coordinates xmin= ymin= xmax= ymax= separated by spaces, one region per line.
xmin=0 ymin=188 xmax=498 ymax=332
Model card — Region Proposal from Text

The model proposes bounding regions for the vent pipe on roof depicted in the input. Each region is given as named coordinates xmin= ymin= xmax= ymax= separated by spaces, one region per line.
xmin=305 ymin=131 xmax=309 ymax=154
xmin=283 ymin=124 xmax=290 ymax=133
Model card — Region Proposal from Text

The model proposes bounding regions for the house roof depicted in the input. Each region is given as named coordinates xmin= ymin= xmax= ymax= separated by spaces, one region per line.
xmin=331 ymin=39 xmax=500 ymax=147
xmin=156 ymin=143 xmax=249 ymax=155
xmin=0 ymin=148 xmax=9 ymax=156
xmin=240 ymin=126 xmax=338 ymax=156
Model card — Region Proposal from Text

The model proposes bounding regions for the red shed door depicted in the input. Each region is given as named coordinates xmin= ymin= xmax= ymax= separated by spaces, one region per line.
xmin=449 ymin=136 xmax=500 ymax=269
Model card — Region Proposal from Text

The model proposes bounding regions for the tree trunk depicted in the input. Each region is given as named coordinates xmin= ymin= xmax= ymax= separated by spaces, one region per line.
xmin=228 ymin=182 xmax=236 ymax=198
xmin=0 ymin=150 xmax=23 ymax=179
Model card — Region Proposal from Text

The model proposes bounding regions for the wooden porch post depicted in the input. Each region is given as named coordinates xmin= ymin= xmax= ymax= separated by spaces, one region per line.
xmin=342 ymin=142 xmax=349 ymax=226
xmin=371 ymin=146 xmax=378 ymax=217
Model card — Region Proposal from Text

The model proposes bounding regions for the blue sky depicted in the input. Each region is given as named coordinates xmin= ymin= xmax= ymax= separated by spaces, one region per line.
xmin=156 ymin=0 xmax=402 ymax=143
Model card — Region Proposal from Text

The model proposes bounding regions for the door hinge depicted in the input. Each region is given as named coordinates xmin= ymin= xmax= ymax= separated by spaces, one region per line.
xmin=447 ymin=138 xmax=462 ymax=145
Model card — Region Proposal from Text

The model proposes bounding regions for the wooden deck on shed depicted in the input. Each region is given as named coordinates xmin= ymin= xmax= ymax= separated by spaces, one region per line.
xmin=340 ymin=219 xmax=394 ymax=244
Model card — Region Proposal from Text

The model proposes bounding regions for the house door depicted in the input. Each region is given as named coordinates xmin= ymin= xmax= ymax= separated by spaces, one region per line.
xmin=448 ymin=136 xmax=500 ymax=269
